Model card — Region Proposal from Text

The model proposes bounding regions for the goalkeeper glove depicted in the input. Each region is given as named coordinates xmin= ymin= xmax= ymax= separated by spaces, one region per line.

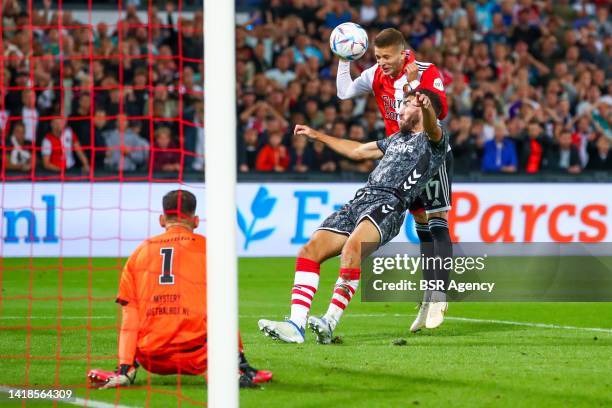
xmin=88 ymin=364 xmax=138 ymax=389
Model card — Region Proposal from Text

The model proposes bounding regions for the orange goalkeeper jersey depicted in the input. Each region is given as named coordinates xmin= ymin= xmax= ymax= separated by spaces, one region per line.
xmin=117 ymin=226 xmax=207 ymax=358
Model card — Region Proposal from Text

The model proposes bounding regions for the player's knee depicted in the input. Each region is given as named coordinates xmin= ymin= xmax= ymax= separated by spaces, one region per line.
xmin=428 ymin=215 xmax=451 ymax=243
xmin=427 ymin=211 xmax=448 ymax=221
xmin=298 ymin=239 xmax=323 ymax=263
xmin=340 ymin=237 xmax=361 ymax=262
xmin=413 ymin=211 xmax=428 ymax=224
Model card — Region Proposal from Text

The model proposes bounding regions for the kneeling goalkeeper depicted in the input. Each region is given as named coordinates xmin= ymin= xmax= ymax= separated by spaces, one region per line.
xmin=88 ymin=190 xmax=271 ymax=388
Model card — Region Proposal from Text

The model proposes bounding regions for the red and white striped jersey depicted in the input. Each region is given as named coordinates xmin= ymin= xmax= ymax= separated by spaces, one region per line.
xmin=337 ymin=52 xmax=448 ymax=136
xmin=41 ymin=128 xmax=76 ymax=170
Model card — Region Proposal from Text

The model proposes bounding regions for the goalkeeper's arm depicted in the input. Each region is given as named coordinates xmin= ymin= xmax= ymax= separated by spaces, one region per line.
xmin=118 ymin=305 xmax=139 ymax=367
xmin=87 ymin=304 xmax=138 ymax=389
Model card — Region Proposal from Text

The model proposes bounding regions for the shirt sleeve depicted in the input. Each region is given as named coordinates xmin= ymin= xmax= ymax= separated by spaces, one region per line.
xmin=428 ymin=127 xmax=448 ymax=151
xmin=41 ymin=138 xmax=52 ymax=156
xmin=129 ymin=135 xmax=149 ymax=165
xmin=336 ymin=60 xmax=376 ymax=99
xmin=118 ymin=304 xmax=139 ymax=365
xmin=418 ymin=65 xmax=449 ymax=120
xmin=376 ymin=137 xmax=390 ymax=153
xmin=116 ymin=250 xmax=138 ymax=306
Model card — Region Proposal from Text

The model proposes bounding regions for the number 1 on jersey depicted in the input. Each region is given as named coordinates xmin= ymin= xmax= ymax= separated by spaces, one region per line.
xmin=159 ymin=247 xmax=175 ymax=285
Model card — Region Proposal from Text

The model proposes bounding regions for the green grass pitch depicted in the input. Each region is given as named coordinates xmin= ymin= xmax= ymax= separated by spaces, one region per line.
xmin=0 ymin=257 xmax=611 ymax=407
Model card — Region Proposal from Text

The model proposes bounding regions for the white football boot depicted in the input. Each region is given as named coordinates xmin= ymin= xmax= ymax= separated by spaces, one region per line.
xmin=410 ymin=302 xmax=430 ymax=332
xmin=307 ymin=316 xmax=333 ymax=344
xmin=258 ymin=319 xmax=305 ymax=344
xmin=426 ymin=301 xmax=448 ymax=329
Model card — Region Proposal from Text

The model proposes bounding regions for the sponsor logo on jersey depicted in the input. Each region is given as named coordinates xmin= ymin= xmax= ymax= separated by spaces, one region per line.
xmin=388 ymin=142 xmax=415 ymax=155
xmin=433 ymin=78 xmax=444 ymax=91
xmin=382 ymin=95 xmax=402 ymax=121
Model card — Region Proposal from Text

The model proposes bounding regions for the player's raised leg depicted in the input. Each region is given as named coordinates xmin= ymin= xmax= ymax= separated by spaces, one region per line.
xmin=310 ymin=219 xmax=380 ymax=344
xmin=258 ymin=230 xmax=346 ymax=343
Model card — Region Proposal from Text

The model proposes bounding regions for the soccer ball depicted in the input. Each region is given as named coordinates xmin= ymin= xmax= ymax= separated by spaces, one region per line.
xmin=329 ymin=22 xmax=368 ymax=61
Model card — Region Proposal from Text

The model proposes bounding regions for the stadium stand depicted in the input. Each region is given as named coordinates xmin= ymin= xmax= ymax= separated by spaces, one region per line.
xmin=1 ymin=0 xmax=610 ymax=181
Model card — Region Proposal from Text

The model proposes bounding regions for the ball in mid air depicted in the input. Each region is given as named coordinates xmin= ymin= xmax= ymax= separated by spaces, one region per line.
xmin=329 ymin=22 xmax=368 ymax=61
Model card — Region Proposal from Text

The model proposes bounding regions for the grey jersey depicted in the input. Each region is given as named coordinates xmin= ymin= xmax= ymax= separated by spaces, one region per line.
xmin=366 ymin=129 xmax=448 ymax=205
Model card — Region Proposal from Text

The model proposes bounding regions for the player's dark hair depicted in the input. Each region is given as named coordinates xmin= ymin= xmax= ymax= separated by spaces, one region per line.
xmin=374 ymin=28 xmax=407 ymax=49
xmin=404 ymin=88 xmax=443 ymax=118
xmin=163 ymin=190 xmax=197 ymax=220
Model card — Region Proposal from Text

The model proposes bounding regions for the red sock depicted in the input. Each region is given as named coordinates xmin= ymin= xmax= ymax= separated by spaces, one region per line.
xmin=289 ymin=257 xmax=320 ymax=328
xmin=324 ymin=267 xmax=360 ymax=330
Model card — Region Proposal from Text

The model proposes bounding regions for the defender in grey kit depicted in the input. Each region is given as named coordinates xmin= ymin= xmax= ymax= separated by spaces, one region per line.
xmin=258 ymin=89 xmax=447 ymax=345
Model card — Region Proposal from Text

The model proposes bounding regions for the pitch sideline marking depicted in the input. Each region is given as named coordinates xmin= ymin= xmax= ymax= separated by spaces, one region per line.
xmin=0 ymin=386 xmax=137 ymax=408
xmin=243 ymin=313 xmax=612 ymax=334
xmin=445 ymin=316 xmax=612 ymax=333
xmin=1 ymin=314 xmax=611 ymax=333
xmin=346 ymin=314 xmax=612 ymax=334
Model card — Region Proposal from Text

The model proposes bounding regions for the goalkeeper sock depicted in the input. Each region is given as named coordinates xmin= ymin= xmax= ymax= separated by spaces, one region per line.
xmin=289 ymin=257 xmax=320 ymax=329
xmin=323 ymin=268 xmax=360 ymax=331
xmin=415 ymin=222 xmax=434 ymax=302
xmin=429 ymin=217 xmax=452 ymax=302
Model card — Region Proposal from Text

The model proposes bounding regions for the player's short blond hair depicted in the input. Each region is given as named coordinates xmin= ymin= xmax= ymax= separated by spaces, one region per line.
xmin=374 ymin=28 xmax=407 ymax=49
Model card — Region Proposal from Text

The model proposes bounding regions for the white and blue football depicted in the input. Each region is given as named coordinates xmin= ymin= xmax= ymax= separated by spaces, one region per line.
xmin=329 ymin=22 xmax=369 ymax=61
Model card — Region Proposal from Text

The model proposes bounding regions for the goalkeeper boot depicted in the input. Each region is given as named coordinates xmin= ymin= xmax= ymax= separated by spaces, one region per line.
xmin=258 ymin=319 xmax=305 ymax=344
xmin=307 ymin=316 xmax=333 ymax=344
xmin=239 ymin=352 xmax=273 ymax=384
xmin=239 ymin=373 xmax=259 ymax=389
xmin=88 ymin=364 xmax=137 ymax=389
xmin=426 ymin=301 xmax=448 ymax=329
xmin=410 ymin=302 xmax=430 ymax=333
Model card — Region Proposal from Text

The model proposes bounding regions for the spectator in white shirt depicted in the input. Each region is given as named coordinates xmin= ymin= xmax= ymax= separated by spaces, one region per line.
xmin=4 ymin=121 xmax=32 ymax=172
xmin=21 ymin=90 xmax=39 ymax=143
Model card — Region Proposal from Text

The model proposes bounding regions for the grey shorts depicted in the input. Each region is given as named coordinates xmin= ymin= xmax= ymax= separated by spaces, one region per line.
xmin=317 ymin=189 xmax=405 ymax=246
xmin=409 ymin=150 xmax=453 ymax=214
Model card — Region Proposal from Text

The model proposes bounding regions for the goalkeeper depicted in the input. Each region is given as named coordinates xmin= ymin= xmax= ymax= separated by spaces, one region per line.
xmin=88 ymin=190 xmax=271 ymax=388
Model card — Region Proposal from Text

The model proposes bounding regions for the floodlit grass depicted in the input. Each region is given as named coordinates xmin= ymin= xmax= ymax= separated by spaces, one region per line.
xmin=0 ymin=257 xmax=611 ymax=407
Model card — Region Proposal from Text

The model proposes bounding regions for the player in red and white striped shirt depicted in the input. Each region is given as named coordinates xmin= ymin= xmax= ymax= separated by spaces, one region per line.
xmin=324 ymin=28 xmax=453 ymax=334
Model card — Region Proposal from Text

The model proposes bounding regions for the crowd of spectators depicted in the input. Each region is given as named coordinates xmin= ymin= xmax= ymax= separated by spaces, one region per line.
xmin=236 ymin=0 xmax=611 ymax=176
xmin=1 ymin=0 xmax=204 ymax=179
xmin=1 ymin=0 xmax=611 ymax=181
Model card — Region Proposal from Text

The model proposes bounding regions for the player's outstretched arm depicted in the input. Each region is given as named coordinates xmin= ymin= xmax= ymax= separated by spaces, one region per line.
xmin=415 ymin=92 xmax=442 ymax=143
xmin=336 ymin=60 xmax=374 ymax=99
xmin=295 ymin=125 xmax=383 ymax=161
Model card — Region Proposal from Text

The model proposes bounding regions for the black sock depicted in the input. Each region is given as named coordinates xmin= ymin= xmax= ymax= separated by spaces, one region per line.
xmin=428 ymin=217 xmax=452 ymax=301
xmin=239 ymin=352 xmax=249 ymax=368
xmin=415 ymin=222 xmax=434 ymax=301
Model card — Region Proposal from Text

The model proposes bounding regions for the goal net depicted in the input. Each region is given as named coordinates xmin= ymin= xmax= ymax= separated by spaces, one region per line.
xmin=0 ymin=0 xmax=207 ymax=405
